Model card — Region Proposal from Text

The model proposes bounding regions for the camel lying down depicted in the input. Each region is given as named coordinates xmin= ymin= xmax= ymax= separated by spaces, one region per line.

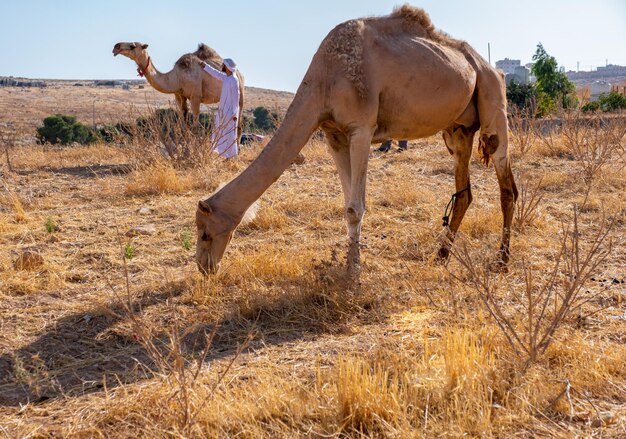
xmin=195 ymin=5 xmax=518 ymax=276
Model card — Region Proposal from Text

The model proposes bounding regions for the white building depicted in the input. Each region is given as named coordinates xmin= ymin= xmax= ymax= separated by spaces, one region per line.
xmin=496 ymin=58 xmax=521 ymax=75
xmin=590 ymin=81 xmax=612 ymax=101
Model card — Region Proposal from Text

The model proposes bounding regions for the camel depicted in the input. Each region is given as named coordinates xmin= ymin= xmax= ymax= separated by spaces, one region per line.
xmin=195 ymin=5 xmax=518 ymax=276
xmin=112 ymin=42 xmax=244 ymax=139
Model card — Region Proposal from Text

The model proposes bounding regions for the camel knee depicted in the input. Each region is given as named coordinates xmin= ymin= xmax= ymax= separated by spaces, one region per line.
xmin=464 ymin=188 xmax=473 ymax=206
xmin=346 ymin=205 xmax=364 ymax=226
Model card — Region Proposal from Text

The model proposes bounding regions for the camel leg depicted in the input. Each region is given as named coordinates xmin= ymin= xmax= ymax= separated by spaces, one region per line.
xmin=437 ymin=125 xmax=477 ymax=261
xmin=490 ymin=137 xmax=518 ymax=269
xmin=190 ymin=96 xmax=201 ymax=131
xmin=175 ymin=94 xmax=189 ymax=124
xmin=325 ymin=130 xmax=351 ymax=205
xmin=345 ymin=128 xmax=373 ymax=276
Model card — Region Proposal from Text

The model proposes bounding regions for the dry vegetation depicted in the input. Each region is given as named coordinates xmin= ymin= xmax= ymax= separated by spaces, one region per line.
xmin=0 ymin=85 xmax=625 ymax=438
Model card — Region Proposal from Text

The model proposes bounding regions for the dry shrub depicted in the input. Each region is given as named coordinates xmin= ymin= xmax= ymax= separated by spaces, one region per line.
xmin=450 ymin=208 xmax=614 ymax=364
xmin=1 ymin=128 xmax=17 ymax=171
xmin=509 ymin=107 xmax=537 ymax=160
xmin=561 ymin=112 xmax=626 ymax=185
xmin=514 ymin=174 xmax=544 ymax=231
xmin=534 ymin=121 xmax=571 ymax=158
xmin=124 ymin=162 xmax=196 ymax=196
xmin=124 ymin=104 xmax=218 ymax=168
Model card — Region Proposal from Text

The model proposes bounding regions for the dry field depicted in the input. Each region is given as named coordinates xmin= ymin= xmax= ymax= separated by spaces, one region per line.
xmin=0 ymin=85 xmax=625 ymax=437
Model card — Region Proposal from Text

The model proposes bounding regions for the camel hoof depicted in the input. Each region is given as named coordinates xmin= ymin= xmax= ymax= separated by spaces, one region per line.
xmin=487 ymin=257 xmax=508 ymax=273
xmin=432 ymin=246 xmax=450 ymax=265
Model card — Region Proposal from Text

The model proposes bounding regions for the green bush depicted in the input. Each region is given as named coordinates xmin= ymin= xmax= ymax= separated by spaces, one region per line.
xmin=39 ymin=114 xmax=98 ymax=145
xmin=581 ymin=101 xmax=600 ymax=113
xmin=598 ymin=92 xmax=626 ymax=112
xmin=36 ymin=114 xmax=97 ymax=145
xmin=252 ymin=106 xmax=279 ymax=132
xmin=581 ymin=92 xmax=626 ymax=113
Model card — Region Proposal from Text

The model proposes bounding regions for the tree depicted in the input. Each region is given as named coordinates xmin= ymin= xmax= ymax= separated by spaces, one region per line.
xmin=506 ymin=80 xmax=537 ymax=112
xmin=531 ymin=43 xmax=576 ymax=115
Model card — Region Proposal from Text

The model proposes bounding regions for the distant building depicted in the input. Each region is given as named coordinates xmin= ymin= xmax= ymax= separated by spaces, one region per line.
xmin=596 ymin=64 xmax=626 ymax=75
xmin=566 ymin=64 xmax=626 ymax=82
xmin=590 ymin=80 xmax=612 ymax=101
xmin=495 ymin=58 xmax=521 ymax=75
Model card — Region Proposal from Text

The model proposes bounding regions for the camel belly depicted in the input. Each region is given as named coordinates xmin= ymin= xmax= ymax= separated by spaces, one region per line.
xmin=369 ymin=38 xmax=477 ymax=141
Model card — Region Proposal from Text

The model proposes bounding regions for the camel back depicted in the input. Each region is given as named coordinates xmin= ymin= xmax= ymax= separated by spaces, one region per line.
xmin=321 ymin=5 xmax=466 ymax=98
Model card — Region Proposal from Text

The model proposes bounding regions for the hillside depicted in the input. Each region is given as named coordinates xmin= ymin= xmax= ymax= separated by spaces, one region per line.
xmin=0 ymin=79 xmax=294 ymax=141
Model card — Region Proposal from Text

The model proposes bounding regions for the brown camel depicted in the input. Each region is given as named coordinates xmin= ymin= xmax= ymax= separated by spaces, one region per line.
xmin=112 ymin=42 xmax=244 ymax=138
xmin=196 ymin=5 xmax=518 ymax=275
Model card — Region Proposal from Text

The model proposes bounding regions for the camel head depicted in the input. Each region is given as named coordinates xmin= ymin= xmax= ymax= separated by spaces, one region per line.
xmin=195 ymin=199 xmax=236 ymax=275
xmin=112 ymin=42 xmax=149 ymax=61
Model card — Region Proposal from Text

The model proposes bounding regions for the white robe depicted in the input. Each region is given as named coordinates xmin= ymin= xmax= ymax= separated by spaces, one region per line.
xmin=203 ymin=63 xmax=240 ymax=158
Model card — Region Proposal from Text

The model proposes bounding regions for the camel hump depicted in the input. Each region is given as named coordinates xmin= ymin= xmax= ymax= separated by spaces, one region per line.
xmin=389 ymin=5 xmax=464 ymax=49
xmin=194 ymin=43 xmax=220 ymax=62
xmin=390 ymin=5 xmax=435 ymax=31
xmin=174 ymin=44 xmax=222 ymax=70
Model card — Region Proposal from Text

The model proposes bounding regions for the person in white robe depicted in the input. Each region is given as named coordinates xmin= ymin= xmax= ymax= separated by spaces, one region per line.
xmin=201 ymin=58 xmax=240 ymax=159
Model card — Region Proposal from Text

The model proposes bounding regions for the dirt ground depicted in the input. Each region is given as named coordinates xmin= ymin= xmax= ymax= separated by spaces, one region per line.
xmin=0 ymin=85 xmax=625 ymax=437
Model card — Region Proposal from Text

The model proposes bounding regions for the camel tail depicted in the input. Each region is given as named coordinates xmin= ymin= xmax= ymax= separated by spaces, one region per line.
xmin=470 ymin=62 xmax=509 ymax=169
xmin=472 ymin=66 xmax=519 ymax=203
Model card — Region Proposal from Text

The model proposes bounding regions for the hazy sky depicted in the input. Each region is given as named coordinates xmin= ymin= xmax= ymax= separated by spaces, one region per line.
xmin=1 ymin=0 xmax=624 ymax=92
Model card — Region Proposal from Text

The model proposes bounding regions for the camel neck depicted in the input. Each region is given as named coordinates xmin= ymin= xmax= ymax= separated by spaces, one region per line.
xmin=136 ymin=53 xmax=179 ymax=93
xmin=211 ymin=85 xmax=323 ymax=220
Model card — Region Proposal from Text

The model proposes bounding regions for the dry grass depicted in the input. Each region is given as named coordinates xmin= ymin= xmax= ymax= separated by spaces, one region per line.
xmin=124 ymin=162 xmax=197 ymax=196
xmin=0 ymin=86 xmax=625 ymax=437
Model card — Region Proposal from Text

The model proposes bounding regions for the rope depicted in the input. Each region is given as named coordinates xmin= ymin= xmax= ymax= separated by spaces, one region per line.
xmin=137 ymin=57 xmax=151 ymax=77
xmin=442 ymin=186 xmax=470 ymax=227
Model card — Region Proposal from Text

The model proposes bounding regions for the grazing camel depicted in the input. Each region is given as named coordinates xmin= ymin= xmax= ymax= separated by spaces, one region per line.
xmin=196 ymin=5 xmax=518 ymax=275
xmin=112 ymin=42 xmax=244 ymax=138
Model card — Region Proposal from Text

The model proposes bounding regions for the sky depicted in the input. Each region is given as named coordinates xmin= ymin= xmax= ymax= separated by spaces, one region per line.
xmin=1 ymin=0 xmax=625 ymax=92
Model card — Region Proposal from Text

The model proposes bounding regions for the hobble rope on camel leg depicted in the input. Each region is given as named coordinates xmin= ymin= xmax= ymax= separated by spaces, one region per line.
xmin=442 ymin=186 xmax=471 ymax=228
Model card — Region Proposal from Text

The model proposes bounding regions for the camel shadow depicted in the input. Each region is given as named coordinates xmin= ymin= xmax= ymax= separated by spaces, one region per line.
xmin=0 ymin=272 xmax=368 ymax=407
xmin=43 ymin=164 xmax=133 ymax=178
xmin=14 ymin=164 xmax=132 ymax=178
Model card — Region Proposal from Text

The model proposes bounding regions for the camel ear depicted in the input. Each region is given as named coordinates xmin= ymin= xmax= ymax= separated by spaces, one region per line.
xmin=198 ymin=200 xmax=212 ymax=215
xmin=141 ymin=44 xmax=149 ymax=50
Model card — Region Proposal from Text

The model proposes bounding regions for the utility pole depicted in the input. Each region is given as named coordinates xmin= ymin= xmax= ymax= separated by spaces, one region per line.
xmin=92 ymin=100 xmax=96 ymax=130
xmin=488 ymin=43 xmax=491 ymax=65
